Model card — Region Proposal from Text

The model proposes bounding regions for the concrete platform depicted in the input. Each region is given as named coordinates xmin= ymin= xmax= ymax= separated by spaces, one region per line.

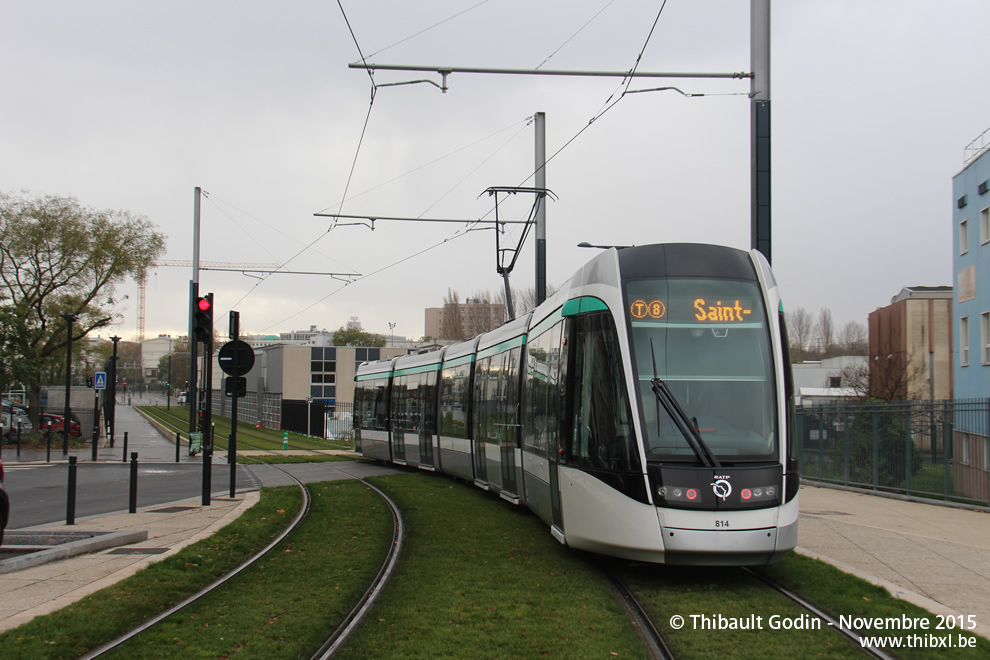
xmin=797 ymin=483 xmax=990 ymax=638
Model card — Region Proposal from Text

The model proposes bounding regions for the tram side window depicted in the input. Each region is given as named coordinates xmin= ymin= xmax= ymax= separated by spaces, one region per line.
xmin=370 ymin=379 xmax=389 ymax=431
xmin=356 ymin=378 xmax=389 ymax=431
xmin=524 ymin=322 xmax=563 ymax=455
xmin=422 ymin=370 xmax=438 ymax=436
xmin=440 ymin=362 xmax=471 ymax=438
xmin=569 ymin=313 xmax=639 ymax=473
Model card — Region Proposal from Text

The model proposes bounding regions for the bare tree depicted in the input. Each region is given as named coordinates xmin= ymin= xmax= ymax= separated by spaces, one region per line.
xmin=840 ymin=348 xmax=926 ymax=401
xmin=440 ymin=288 xmax=465 ymax=340
xmin=815 ymin=308 xmax=836 ymax=357
xmin=838 ymin=320 xmax=868 ymax=355
xmin=786 ymin=307 xmax=813 ymax=361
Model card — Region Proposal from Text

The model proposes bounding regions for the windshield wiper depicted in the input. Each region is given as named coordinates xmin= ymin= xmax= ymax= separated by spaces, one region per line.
xmin=651 ymin=377 xmax=721 ymax=469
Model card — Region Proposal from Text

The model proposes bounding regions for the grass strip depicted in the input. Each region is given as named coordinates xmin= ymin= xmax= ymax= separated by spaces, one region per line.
xmin=335 ymin=473 xmax=646 ymax=659
xmin=136 ymin=405 xmax=350 ymax=452
xmin=102 ymin=480 xmax=393 ymax=659
xmin=756 ymin=553 xmax=990 ymax=658
xmin=0 ymin=486 xmax=302 ymax=660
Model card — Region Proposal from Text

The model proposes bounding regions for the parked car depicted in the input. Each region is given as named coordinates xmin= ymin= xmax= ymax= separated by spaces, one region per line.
xmin=39 ymin=413 xmax=82 ymax=438
xmin=177 ymin=391 xmax=188 ymax=405
xmin=1 ymin=410 xmax=32 ymax=438
xmin=0 ymin=459 xmax=8 ymax=545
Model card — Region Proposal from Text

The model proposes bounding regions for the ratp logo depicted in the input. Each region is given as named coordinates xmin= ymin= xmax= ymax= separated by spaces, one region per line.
xmin=711 ymin=478 xmax=732 ymax=501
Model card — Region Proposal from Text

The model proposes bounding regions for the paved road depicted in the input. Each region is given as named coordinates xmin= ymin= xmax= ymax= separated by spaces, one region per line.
xmin=4 ymin=462 xmax=257 ymax=529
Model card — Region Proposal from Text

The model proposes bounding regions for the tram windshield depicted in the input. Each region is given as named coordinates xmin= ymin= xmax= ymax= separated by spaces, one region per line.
xmin=626 ymin=278 xmax=777 ymax=463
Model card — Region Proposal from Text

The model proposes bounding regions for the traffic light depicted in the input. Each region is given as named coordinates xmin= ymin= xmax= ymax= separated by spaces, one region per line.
xmin=193 ymin=294 xmax=213 ymax=343
xmin=86 ymin=374 xmax=94 ymax=388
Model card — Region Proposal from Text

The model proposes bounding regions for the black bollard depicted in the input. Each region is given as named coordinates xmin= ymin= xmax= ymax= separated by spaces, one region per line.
xmin=175 ymin=431 xmax=181 ymax=463
xmin=122 ymin=431 xmax=128 ymax=463
xmin=16 ymin=421 xmax=21 ymax=459
xmin=67 ymin=456 xmax=77 ymax=525
xmin=129 ymin=452 xmax=139 ymax=513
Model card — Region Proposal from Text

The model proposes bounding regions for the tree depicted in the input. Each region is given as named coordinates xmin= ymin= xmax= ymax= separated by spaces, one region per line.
xmin=157 ymin=339 xmax=191 ymax=394
xmin=332 ymin=326 xmax=386 ymax=347
xmin=786 ymin=307 xmax=813 ymax=362
xmin=838 ymin=320 xmax=868 ymax=356
xmin=815 ymin=308 xmax=836 ymax=357
xmin=840 ymin=349 xmax=926 ymax=401
xmin=440 ymin=288 xmax=465 ymax=340
xmin=0 ymin=190 xmax=166 ymax=422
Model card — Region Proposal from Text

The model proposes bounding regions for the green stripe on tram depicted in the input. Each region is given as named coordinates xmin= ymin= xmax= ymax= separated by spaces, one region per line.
xmin=477 ymin=334 xmax=526 ymax=360
xmin=561 ymin=296 xmax=608 ymax=317
xmin=393 ymin=362 xmax=441 ymax=377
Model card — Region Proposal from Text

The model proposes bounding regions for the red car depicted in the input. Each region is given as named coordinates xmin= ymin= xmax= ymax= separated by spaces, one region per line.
xmin=39 ymin=413 xmax=82 ymax=438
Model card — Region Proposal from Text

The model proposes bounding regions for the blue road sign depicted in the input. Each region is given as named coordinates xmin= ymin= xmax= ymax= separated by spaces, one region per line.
xmin=94 ymin=372 xmax=107 ymax=390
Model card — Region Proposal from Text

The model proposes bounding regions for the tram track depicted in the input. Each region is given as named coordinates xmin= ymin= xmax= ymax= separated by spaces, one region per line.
xmin=78 ymin=423 xmax=404 ymax=659
xmin=606 ymin=561 xmax=896 ymax=659
xmin=740 ymin=567 xmax=895 ymax=660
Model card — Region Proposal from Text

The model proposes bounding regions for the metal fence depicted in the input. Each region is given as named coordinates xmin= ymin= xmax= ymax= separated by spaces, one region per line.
xmin=797 ymin=399 xmax=990 ymax=506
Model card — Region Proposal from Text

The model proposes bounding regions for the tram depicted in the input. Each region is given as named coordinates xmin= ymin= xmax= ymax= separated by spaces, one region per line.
xmin=354 ymin=243 xmax=798 ymax=565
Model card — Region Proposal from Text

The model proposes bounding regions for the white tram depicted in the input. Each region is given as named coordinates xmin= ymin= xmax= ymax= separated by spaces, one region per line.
xmin=354 ymin=243 xmax=798 ymax=565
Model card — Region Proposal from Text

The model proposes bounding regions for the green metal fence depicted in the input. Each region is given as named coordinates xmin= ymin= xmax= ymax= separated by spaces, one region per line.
xmin=797 ymin=399 xmax=990 ymax=506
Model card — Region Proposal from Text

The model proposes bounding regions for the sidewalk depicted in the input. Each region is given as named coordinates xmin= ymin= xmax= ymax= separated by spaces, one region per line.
xmin=797 ymin=484 xmax=990 ymax=638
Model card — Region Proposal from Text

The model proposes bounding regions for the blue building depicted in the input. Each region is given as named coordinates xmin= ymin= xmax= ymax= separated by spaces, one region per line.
xmin=952 ymin=128 xmax=990 ymax=400
xmin=952 ymin=129 xmax=990 ymax=500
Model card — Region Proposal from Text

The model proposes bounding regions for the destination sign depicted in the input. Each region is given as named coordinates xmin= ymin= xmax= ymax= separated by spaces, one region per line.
xmin=629 ymin=297 xmax=755 ymax=323
xmin=693 ymin=298 xmax=753 ymax=323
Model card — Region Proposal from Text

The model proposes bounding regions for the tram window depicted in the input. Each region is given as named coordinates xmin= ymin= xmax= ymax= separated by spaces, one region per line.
xmin=525 ymin=322 xmax=564 ymax=455
xmin=568 ymin=313 xmax=639 ymax=473
xmin=440 ymin=362 xmax=471 ymax=438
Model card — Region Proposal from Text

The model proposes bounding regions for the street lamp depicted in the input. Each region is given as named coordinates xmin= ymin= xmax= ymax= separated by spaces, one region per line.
xmin=166 ymin=335 xmax=172 ymax=410
xmin=60 ymin=313 xmax=78 ymax=457
xmin=389 ymin=322 xmax=396 ymax=348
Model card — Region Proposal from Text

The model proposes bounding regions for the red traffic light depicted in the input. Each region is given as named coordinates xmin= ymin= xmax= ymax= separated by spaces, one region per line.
xmin=197 ymin=297 xmax=212 ymax=312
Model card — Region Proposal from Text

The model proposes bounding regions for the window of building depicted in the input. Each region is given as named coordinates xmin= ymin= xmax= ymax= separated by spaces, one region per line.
xmin=983 ymin=312 xmax=990 ymax=365
xmin=961 ymin=316 xmax=970 ymax=366
xmin=960 ymin=219 xmax=969 ymax=254
xmin=982 ymin=208 xmax=990 ymax=245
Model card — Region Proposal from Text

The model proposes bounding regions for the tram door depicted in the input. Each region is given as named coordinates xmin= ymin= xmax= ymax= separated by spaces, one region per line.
xmin=498 ymin=348 xmax=520 ymax=498
xmin=420 ymin=370 xmax=436 ymax=468
xmin=472 ymin=356 xmax=489 ymax=485
xmin=549 ymin=319 xmax=571 ymax=532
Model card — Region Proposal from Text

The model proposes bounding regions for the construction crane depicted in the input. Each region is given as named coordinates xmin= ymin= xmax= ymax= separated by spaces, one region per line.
xmin=135 ymin=261 xmax=280 ymax=343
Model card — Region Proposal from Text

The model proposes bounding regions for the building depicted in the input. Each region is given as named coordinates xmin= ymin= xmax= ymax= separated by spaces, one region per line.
xmin=141 ymin=335 xmax=175 ymax=382
xmin=952 ymin=129 xmax=990 ymax=500
xmin=953 ymin=128 xmax=990 ymax=399
xmin=792 ymin=356 xmax=867 ymax=406
xmin=868 ymin=286 xmax=953 ymax=401
xmin=425 ymin=298 xmax=505 ymax=340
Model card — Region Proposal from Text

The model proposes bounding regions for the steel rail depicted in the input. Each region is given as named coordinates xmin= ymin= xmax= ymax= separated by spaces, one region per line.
xmin=604 ymin=565 xmax=676 ymax=660
xmin=741 ymin=568 xmax=896 ymax=660
xmin=311 ymin=478 xmax=405 ymax=658
xmin=80 ymin=463 xmax=312 ymax=659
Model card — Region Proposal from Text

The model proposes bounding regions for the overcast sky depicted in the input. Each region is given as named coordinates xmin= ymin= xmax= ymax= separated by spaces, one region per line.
xmin=3 ymin=1 xmax=988 ymax=343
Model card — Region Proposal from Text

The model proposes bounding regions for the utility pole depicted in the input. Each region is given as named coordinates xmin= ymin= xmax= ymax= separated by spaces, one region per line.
xmin=751 ymin=0 xmax=771 ymax=263
xmin=189 ymin=187 xmax=201 ymax=436
xmin=534 ymin=112 xmax=547 ymax=306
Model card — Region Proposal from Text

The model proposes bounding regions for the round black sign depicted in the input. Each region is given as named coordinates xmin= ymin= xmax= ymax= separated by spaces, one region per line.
xmin=218 ymin=340 xmax=255 ymax=376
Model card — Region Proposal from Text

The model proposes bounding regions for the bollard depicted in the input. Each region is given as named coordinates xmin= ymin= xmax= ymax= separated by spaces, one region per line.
xmin=283 ymin=430 xmax=288 ymax=451
xmin=16 ymin=421 xmax=21 ymax=459
xmin=129 ymin=452 xmax=139 ymax=513
xmin=67 ymin=456 xmax=78 ymax=525
xmin=175 ymin=431 xmax=181 ymax=463
xmin=122 ymin=431 xmax=129 ymax=462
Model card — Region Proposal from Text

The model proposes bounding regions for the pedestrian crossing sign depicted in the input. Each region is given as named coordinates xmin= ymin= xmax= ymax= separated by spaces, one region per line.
xmin=95 ymin=371 xmax=107 ymax=390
